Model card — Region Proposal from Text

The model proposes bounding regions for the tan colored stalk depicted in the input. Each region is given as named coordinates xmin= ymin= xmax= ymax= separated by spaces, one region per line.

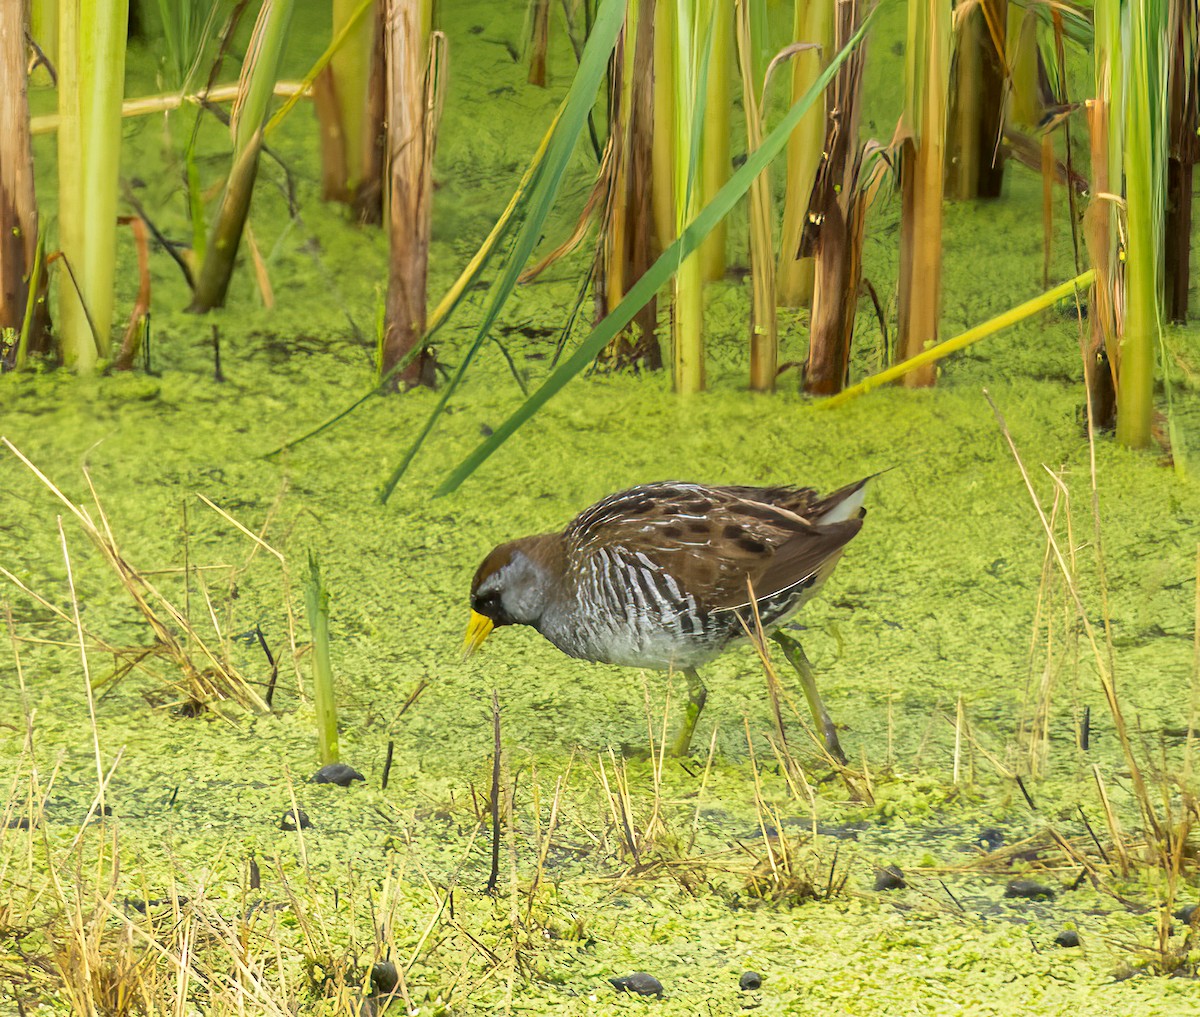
xmin=1 ymin=0 xmax=48 ymax=359
xmin=802 ymin=0 xmax=873 ymax=395
xmin=948 ymin=0 xmax=1005 ymax=199
xmin=778 ymin=0 xmax=833 ymax=307
xmin=602 ymin=0 xmax=661 ymax=369
xmin=735 ymin=0 xmax=775 ymax=391
xmin=381 ymin=0 xmax=442 ymax=388
xmin=698 ymin=0 xmax=731 ymax=283
xmin=528 ymin=0 xmax=551 ymax=86
xmin=896 ymin=0 xmax=949 ymax=386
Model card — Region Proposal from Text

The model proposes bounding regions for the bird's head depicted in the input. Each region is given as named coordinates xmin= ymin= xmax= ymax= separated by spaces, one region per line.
xmin=463 ymin=536 xmax=559 ymax=658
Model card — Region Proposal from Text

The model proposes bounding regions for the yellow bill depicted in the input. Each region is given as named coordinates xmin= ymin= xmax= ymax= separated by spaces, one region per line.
xmin=462 ymin=610 xmax=494 ymax=659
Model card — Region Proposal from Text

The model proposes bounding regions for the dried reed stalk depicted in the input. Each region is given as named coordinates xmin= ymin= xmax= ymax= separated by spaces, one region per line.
xmin=0 ymin=2 xmax=49 ymax=363
xmin=381 ymin=1 xmax=443 ymax=388
xmin=599 ymin=0 xmax=661 ymax=369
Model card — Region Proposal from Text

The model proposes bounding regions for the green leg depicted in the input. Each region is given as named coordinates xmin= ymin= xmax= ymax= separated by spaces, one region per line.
xmin=671 ymin=668 xmax=708 ymax=757
xmin=771 ymin=632 xmax=848 ymax=765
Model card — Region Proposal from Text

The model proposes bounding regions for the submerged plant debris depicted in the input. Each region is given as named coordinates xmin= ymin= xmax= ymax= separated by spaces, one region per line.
xmin=2 ymin=2 xmax=1200 ymax=1014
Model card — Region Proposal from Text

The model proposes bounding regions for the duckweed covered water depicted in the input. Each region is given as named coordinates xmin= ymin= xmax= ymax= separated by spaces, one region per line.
xmin=2 ymin=2 xmax=1200 ymax=1013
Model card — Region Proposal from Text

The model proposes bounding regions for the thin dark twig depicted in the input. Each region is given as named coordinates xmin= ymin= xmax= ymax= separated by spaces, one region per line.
xmin=254 ymin=624 xmax=278 ymax=707
xmin=1015 ymin=775 xmax=1037 ymax=811
xmin=121 ymin=181 xmax=196 ymax=289
xmin=825 ymin=842 xmax=840 ymax=900
xmin=939 ymin=879 xmax=966 ymax=912
xmin=381 ymin=739 xmax=395 ymax=790
xmin=486 ymin=690 xmax=502 ymax=894
xmin=1077 ymin=805 xmax=1111 ymax=865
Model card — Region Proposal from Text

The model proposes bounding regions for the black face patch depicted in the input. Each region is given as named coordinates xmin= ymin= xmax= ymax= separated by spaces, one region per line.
xmin=472 ymin=589 xmax=515 ymax=627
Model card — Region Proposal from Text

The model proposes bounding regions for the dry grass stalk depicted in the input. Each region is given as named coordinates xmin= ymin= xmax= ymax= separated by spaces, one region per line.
xmin=985 ymin=393 xmax=1165 ymax=851
xmin=2 ymin=440 xmax=270 ymax=712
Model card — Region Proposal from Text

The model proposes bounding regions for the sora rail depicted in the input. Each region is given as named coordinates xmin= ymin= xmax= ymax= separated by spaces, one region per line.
xmin=464 ymin=477 xmax=872 ymax=757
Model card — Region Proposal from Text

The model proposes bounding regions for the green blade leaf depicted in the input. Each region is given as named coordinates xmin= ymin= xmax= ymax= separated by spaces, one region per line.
xmin=434 ymin=3 xmax=881 ymax=497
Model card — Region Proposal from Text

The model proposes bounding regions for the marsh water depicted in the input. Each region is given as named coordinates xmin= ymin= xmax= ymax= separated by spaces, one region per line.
xmin=3 ymin=2 xmax=1200 ymax=1014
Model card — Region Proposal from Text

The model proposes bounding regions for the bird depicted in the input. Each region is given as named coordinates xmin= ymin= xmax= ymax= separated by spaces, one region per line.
xmin=463 ymin=476 xmax=873 ymax=758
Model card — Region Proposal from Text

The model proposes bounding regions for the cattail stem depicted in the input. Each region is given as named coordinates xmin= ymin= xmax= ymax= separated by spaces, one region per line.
xmin=1116 ymin=0 xmax=1166 ymax=449
xmin=896 ymin=0 xmax=949 ymax=386
xmin=698 ymin=0 xmax=731 ymax=283
xmin=57 ymin=0 xmax=129 ymax=369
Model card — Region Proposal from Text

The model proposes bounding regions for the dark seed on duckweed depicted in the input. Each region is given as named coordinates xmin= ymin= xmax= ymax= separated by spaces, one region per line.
xmin=1055 ymin=930 xmax=1081 ymax=948
xmin=609 ymin=972 xmax=663 ymax=997
xmin=1005 ymin=879 xmax=1056 ymax=900
xmin=370 ymin=961 xmax=399 ymax=995
xmin=976 ymin=828 xmax=1004 ymax=852
xmin=280 ymin=809 xmax=311 ymax=831
xmin=739 ymin=971 xmax=762 ymax=991
xmin=311 ymin=763 xmax=365 ymax=787
xmin=874 ymin=865 xmax=906 ymax=891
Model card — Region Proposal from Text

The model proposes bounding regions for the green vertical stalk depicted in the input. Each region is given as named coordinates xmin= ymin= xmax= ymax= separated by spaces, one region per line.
xmin=896 ymin=0 xmax=949 ymax=386
xmin=56 ymin=0 xmax=128 ymax=371
xmin=777 ymin=0 xmax=832 ymax=307
xmin=1117 ymin=0 xmax=1168 ymax=448
xmin=736 ymin=0 xmax=775 ymax=391
xmin=651 ymin=0 xmax=676 ymax=252
xmin=671 ymin=0 xmax=715 ymax=393
xmin=189 ymin=0 xmax=294 ymax=312
xmin=305 ymin=553 xmax=339 ymax=766
xmin=1083 ymin=0 xmax=1122 ymax=429
xmin=29 ymin=0 xmax=58 ymax=85
xmin=698 ymin=0 xmax=731 ymax=282
xmin=329 ymin=0 xmax=377 ymax=196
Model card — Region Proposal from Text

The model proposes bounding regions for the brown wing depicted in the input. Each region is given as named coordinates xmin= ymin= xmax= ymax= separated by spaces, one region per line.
xmin=563 ymin=482 xmax=863 ymax=615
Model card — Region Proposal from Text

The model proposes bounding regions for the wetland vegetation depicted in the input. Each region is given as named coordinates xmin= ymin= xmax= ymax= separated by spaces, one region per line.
xmin=1 ymin=0 xmax=1200 ymax=1014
